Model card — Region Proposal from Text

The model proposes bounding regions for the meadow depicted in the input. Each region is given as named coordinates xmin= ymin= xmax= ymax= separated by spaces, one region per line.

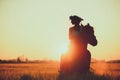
xmin=0 ymin=62 xmax=119 ymax=80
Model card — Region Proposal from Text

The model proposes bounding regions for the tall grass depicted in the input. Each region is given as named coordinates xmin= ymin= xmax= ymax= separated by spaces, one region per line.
xmin=0 ymin=63 xmax=119 ymax=80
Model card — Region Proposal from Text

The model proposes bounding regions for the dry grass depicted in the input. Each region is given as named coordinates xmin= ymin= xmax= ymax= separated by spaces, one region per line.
xmin=0 ymin=62 xmax=119 ymax=80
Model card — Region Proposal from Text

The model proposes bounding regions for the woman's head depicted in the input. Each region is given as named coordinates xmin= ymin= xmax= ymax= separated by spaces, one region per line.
xmin=69 ymin=15 xmax=83 ymax=25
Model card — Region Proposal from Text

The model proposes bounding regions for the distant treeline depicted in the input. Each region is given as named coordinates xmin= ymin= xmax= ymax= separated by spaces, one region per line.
xmin=0 ymin=58 xmax=120 ymax=64
xmin=107 ymin=60 xmax=120 ymax=63
xmin=0 ymin=59 xmax=59 ymax=63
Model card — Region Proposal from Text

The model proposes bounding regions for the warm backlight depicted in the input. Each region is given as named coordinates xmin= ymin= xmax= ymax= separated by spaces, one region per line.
xmin=57 ymin=42 xmax=69 ymax=56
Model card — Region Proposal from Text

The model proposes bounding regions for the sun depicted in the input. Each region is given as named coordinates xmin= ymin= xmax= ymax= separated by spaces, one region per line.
xmin=56 ymin=41 xmax=70 ymax=56
xmin=59 ymin=45 xmax=68 ymax=54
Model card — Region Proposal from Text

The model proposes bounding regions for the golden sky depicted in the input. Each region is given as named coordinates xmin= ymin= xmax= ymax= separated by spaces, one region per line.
xmin=0 ymin=0 xmax=120 ymax=60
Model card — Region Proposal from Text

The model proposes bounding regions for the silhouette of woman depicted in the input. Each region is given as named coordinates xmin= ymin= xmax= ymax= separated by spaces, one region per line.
xmin=60 ymin=15 xmax=97 ymax=73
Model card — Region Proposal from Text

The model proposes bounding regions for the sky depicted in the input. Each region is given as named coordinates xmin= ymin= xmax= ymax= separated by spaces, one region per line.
xmin=0 ymin=0 xmax=120 ymax=61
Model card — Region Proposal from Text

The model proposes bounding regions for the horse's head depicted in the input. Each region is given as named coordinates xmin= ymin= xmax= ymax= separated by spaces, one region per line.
xmin=84 ymin=23 xmax=94 ymax=34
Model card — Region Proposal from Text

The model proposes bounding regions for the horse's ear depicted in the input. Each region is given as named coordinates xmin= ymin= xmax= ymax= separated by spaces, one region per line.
xmin=87 ymin=23 xmax=90 ymax=26
xmin=86 ymin=23 xmax=93 ymax=28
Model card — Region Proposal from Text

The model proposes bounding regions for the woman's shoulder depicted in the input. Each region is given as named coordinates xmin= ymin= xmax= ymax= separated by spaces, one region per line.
xmin=69 ymin=27 xmax=74 ymax=30
xmin=69 ymin=26 xmax=74 ymax=29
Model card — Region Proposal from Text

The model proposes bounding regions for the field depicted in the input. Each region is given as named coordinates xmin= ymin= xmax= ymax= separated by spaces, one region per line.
xmin=0 ymin=62 xmax=120 ymax=80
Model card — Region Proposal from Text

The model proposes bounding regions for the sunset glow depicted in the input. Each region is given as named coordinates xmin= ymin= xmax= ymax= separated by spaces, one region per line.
xmin=0 ymin=0 xmax=120 ymax=60
xmin=57 ymin=42 xmax=69 ymax=55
